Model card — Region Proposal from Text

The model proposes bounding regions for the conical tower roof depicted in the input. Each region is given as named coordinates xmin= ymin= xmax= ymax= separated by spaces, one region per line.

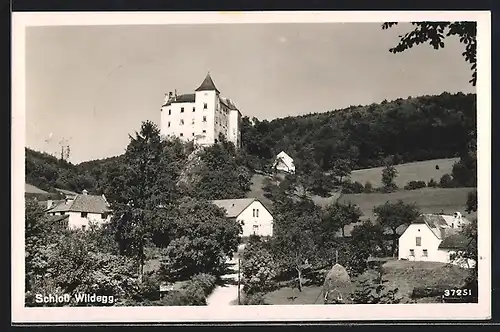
xmin=195 ymin=73 xmax=220 ymax=94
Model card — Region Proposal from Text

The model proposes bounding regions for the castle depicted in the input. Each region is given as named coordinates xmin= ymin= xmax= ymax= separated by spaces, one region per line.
xmin=160 ymin=73 xmax=242 ymax=148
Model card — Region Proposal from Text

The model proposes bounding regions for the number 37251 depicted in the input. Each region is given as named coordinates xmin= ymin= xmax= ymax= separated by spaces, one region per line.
xmin=444 ymin=289 xmax=472 ymax=297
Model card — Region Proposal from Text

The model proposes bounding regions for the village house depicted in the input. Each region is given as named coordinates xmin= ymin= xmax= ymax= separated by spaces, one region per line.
xmin=398 ymin=212 xmax=474 ymax=268
xmin=212 ymin=198 xmax=273 ymax=238
xmin=46 ymin=189 xmax=112 ymax=230
xmin=273 ymin=151 xmax=295 ymax=174
xmin=160 ymin=73 xmax=242 ymax=148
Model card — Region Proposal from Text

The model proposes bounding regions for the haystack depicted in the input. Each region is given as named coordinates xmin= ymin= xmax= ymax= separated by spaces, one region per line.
xmin=322 ymin=264 xmax=352 ymax=304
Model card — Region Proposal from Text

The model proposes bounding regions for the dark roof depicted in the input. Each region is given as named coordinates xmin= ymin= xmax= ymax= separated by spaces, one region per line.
xmin=212 ymin=198 xmax=261 ymax=218
xmin=25 ymin=183 xmax=49 ymax=195
xmin=163 ymin=93 xmax=196 ymax=106
xmin=412 ymin=214 xmax=459 ymax=239
xmin=438 ymin=233 xmax=470 ymax=250
xmin=48 ymin=194 xmax=111 ymax=214
xmin=195 ymin=73 xmax=220 ymax=93
xmin=219 ymin=97 xmax=238 ymax=110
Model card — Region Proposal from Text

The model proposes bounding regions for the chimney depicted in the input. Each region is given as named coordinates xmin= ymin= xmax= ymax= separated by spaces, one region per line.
xmin=82 ymin=189 xmax=88 ymax=195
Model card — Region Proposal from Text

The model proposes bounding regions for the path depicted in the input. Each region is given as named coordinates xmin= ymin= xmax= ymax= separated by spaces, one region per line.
xmin=206 ymin=245 xmax=245 ymax=306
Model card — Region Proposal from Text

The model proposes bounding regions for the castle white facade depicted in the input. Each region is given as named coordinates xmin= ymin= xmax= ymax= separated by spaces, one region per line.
xmin=160 ymin=73 xmax=242 ymax=148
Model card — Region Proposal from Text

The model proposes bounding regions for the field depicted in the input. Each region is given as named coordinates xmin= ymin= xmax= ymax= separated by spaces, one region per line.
xmin=339 ymin=187 xmax=476 ymax=221
xmin=350 ymin=158 xmax=460 ymax=188
xmin=262 ymin=260 xmax=470 ymax=305
xmin=381 ymin=260 xmax=470 ymax=300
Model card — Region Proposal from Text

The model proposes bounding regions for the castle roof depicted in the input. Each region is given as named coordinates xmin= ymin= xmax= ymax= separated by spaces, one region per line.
xmin=195 ymin=73 xmax=220 ymax=94
xmin=163 ymin=93 xmax=196 ymax=106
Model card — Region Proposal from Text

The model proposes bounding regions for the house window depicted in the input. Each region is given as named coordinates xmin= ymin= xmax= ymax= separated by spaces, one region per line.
xmin=180 ymin=133 xmax=184 ymax=137
xmin=168 ymin=109 xmax=171 ymax=115
xmin=181 ymin=107 xmax=184 ymax=113
xmin=60 ymin=212 xmax=65 ymax=215
xmin=180 ymin=119 xmax=184 ymax=125
xmin=192 ymin=133 xmax=195 ymax=136
xmin=192 ymin=118 xmax=195 ymax=125
xmin=82 ymin=225 xmax=86 ymax=231
xmin=168 ymin=121 xmax=171 ymax=128
xmin=422 ymin=249 xmax=428 ymax=257
xmin=202 ymin=116 xmax=207 ymax=122
xmin=204 ymin=103 xmax=208 ymax=109
xmin=101 ymin=213 xmax=108 ymax=219
xmin=193 ymin=107 xmax=196 ymax=112
xmin=256 ymin=209 xmax=259 ymax=217
xmin=409 ymin=249 xmax=415 ymax=256
xmin=81 ymin=212 xmax=88 ymax=218
xmin=416 ymin=237 xmax=422 ymax=246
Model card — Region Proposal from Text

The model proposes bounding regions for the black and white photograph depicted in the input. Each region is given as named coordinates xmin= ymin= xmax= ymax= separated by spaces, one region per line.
xmin=12 ymin=11 xmax=491 ymax=323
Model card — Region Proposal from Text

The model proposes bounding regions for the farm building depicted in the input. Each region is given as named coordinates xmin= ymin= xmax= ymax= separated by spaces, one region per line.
xmin=212 ymin=198 xmax=273 ymax=237
xmin=398 ymin=212 xmax=475 ymax=268
xmin=47 ymin=189 xmax=112 ymax=230
xmin=273 ymin=151 xmax=295 ymax=174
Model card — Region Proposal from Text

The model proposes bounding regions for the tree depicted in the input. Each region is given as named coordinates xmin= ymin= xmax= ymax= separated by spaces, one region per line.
xmin=271 ymin=197 xmax=323 ymax=291
xmin=322 ymin=202 xmax=362 ymax=238
xmin=382 ymin=22 xmax=477 ymax=86
xmin=466 ymin=190 xmax=478 ymax=214
xmin=381 ymin=163 xmax=398 ymax=192
xmin=241 ymin=242 xmax=277 ymax=295
xmin=373 ymin=201 xmax=420 ymax=257
xmin=350 ymin=220 xmax=387 ymax=272
xmin=159 ymin=198 xmax=242 ymax=281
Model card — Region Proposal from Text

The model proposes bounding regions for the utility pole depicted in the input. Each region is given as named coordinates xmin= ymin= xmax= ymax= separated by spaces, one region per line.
xmin=237 ymin=258 xmax=241 ymax=305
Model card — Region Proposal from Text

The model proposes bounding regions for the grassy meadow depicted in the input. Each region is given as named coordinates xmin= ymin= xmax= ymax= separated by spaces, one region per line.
xmin=350 ymin=158 xmax=460 ymax=188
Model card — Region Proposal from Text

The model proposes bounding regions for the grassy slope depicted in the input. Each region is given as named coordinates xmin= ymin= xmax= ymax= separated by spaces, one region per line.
xmin=350 ymin=157 xmax=460 ymax=188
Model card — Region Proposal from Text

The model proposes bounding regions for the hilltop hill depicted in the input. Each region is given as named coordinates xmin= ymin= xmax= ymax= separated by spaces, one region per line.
xmin=241 ymin=92 xmax=476 ymax=173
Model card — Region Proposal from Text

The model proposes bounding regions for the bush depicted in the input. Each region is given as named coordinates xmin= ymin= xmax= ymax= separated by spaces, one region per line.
xmin=427 ymin=178 xmax=438 ymax=187
xmin=363 ymin=181 xmax=373 ymax=193
xmin=404 ymin=180 xmax=427 ymax=191
xmin=241 ymin=243 xmax=276 ymax=295
xmin=342 ymin=180 xmax=364 ymax=194
xmin=242 ymin=292 xmax=269 ymax=305
xmin=439 ymin=174 xmax=455 ymax=188
xmin=189 ymin=273 xmax=217 ymax=297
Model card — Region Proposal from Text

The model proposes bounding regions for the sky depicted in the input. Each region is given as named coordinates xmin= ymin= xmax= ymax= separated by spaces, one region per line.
xmin=25 ymin=23 xmax=475 ymax=164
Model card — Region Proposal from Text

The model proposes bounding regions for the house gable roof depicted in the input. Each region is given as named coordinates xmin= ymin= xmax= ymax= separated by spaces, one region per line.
xmin=25 ymin=183 xmax=49 ymax=195
xmin=48 ymin=194 xmax=111 ymax=214
xmin=212 ymin=198 xmax=266 ymax=218
xmin=195 ymin=73 xmax=220 ymax=94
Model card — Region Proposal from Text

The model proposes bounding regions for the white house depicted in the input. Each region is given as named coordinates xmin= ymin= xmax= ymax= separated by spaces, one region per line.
xmin=212 ymin=198 xmax=273 ymax=238
xmin=160 ymin=73 xmax=242 ymax=148
xmin=273 ymin=151 xmax=295 ymax=174
xmin=398 ymin=212 xmax=475 ymax=268
xmin=47 ymin=189 xmax=112 ymax=230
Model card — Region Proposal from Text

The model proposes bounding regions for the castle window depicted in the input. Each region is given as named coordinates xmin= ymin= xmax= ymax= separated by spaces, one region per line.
xmin=202 ymin=116 xmax=207 ymax=122
xmin=203 ymin=103 xmax=208 ymax=109
xmin=193 ymin=107 xmax=195 ymax=112
xmin=180 ymin=119 xmax=184 ymax=125
xmin=181 ymin=107 xmax=184 ymax=113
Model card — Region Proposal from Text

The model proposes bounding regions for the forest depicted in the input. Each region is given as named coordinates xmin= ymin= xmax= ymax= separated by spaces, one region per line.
xmin=25 ymin=91 xmax=476 ymax=197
